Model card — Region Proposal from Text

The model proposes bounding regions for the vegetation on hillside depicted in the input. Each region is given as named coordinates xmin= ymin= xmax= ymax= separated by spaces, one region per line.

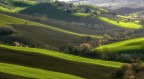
xmin=0 ymin=0 xmax=144 ymax=79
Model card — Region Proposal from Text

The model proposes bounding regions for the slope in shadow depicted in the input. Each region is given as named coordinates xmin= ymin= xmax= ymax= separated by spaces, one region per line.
xmin=0 ymin=72 xmax=33 ymax=79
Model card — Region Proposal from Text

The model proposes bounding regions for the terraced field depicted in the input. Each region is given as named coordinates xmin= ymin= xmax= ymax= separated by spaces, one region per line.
xmin=0 ymin=45 xmax=120 ymax=79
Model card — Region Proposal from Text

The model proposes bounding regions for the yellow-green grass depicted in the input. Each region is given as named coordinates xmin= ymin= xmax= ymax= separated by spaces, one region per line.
xmin=0 ymin=62 xmax=84 ymax=79
xmin=0 ymin=13 xmax=101 ymax=38
xmin=0 ymin=6 xmax=10 ymax=12
xmin=0 ymin=44 xmax=123 ymax=68
xmin=10 ymin=7 xmax=27 ymax=12
xmin=0 ymin=0 xmax=37 ymax=12
xmin=117 ymin=15 xmax=136 ymax=19
xmin=0 ymin=7 xmax=27 ymax=12
xmin=72 ymin=12 xmax=90 ymax=17
xmin=99 ymin=17 xmax=142 ymax=29
xmin=94 ymin=37 xmax=144 ymax=52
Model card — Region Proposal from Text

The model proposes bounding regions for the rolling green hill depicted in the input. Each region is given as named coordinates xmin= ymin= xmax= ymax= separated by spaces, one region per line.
xmin=0 ymin=13 xmax=101 ymax=38
xmin=0 ymin=44 xmax=123 ymax=68
xmin=99 ymin=17 xmax=142 ymax=29
xmin=0 ymin=6 xmax=9 ymax=12
xmin=0 ymin=63 xmax=84 ymax=79
xmin=19 ymin=2 xmax=113 ymax=26
xmin=20 ymin=2 xmax=86 ymax=22
xmin=94 ymin=37 xmax=144 ymax=53
xmin=0 ymin=0 xmax=37 ymax=12
xmin=0 ymin=44 xmax=120 ymax=79
xmin=1 ymin=1 xmax=144 ymax=79
xmin=0 ymin=12 xmax=102 ymax=48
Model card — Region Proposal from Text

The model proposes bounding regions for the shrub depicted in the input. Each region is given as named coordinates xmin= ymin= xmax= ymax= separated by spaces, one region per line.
xmin=0 ymin=26 xmax=16 ymax=35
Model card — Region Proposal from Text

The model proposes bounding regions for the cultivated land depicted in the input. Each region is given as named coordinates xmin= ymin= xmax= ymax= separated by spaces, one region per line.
xmin=0 ymin=1 xmax=144 ymax=79
xmin=0 ymin=45 xmax=123 ymax=68
xmin=0 ymin=13 xmax=101 ymax=38
xmin=0 ymin=45 xmax=119 ymax=79
xmin=0 ymin=12 xmax=103 ymax=48
xmin=0 ymin=63 xmax=84 ymax=79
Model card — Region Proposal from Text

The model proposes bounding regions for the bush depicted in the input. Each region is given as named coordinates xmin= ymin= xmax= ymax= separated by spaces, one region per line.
xmin=112 ymin=61 xmax=144 ymax=79
xmin=0 ymin=26 xmax=16 ymax=35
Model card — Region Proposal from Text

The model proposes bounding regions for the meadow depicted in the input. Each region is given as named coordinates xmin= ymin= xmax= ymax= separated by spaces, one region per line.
xmin=0 ymin=45 xmax=118 ymax=79
xmin=99 ymin=17 xmax=142 ymax=29
xmin=94 ymin=37 xmax=144 ymax=53
xmin=0 ymin=63 xmax=84 ymax=79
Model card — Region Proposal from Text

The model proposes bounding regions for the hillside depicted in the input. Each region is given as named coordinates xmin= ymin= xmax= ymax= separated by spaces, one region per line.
xmin=19 ymin=2 xmax=122 ymax=29
xmin=0 ymin=12 xmax=103 ymax=48
xmin=94 ymin=37 xmax=144 ymax=53
xmin=0 ymin=0 xmax=37 ymax=12
xmin=0 ymin=1 xmax=144 ymax=79
xmin=0 ymin=44 xmax=121 ymax=79
xmin=99 ymin=17 xmax=142 ymax=29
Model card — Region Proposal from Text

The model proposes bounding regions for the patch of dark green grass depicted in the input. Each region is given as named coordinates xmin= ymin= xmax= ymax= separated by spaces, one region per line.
xmin=0 ymin=72 xmax=33 ymax=79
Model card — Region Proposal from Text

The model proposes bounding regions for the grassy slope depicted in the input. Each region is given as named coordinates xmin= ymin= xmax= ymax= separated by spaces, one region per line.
xmin=1 ymin=11 xmax=125 ymax=37
xmin=0 ymin=13 xmax=102 ymax=48
xmin=99 ymin=17 xmax=142 ymax=29
xmin=20 ymin=3 xmax=86 ymax=22
xmin=94 ymin=37 xmax=144 ymax=53
xmin=72 ymin=12 xmax=90 ymax=17
xmin=0 ymin=63 xmax=83 ymax=79
xmin=0 ymin=6 xmax=10 ymax=12
xmin=0 ymin=13 xmax=101 ymax=38
xmin=0 ymin=47 xmax=117 ymax=79
xmin=0 ymin=0 xmax=37 ymax=12
xmin=19 ymin=2 xmax=110 ymax=26
xmin=0 ymin=44 xmax=123 ymax=68
xmin=0 ymin=5 xmax=26 ymax=12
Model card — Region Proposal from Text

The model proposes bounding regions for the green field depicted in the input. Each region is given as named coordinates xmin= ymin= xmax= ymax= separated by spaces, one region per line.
xmin=99 ymin=17 xmax=142 ymax=29
xmin=0 ymin=44 xmax=119 ymax=79
xmin=0 ymin=13 xmax=102 ymax=48
xmin=0 ymin=44 xmax=123 ymax=68
xmin=94 ymin=37 xmax=144 ymax=53
xmin=72 ymin=12 xmax=90 ymax=17
xmin=0 ymin=6 xmax=10 ymax=12
xmin=0 ymin=13 xmax=101 ymax=38
xmin=0 ymin=0 xmax=37 ymax=12
xmin=0 ymin=63 xmax=84 ymax=79
xmin=0 ymin=6 xmax=26 ymax=12
xmin=1 ymin=1 xmax=144 ymax=79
